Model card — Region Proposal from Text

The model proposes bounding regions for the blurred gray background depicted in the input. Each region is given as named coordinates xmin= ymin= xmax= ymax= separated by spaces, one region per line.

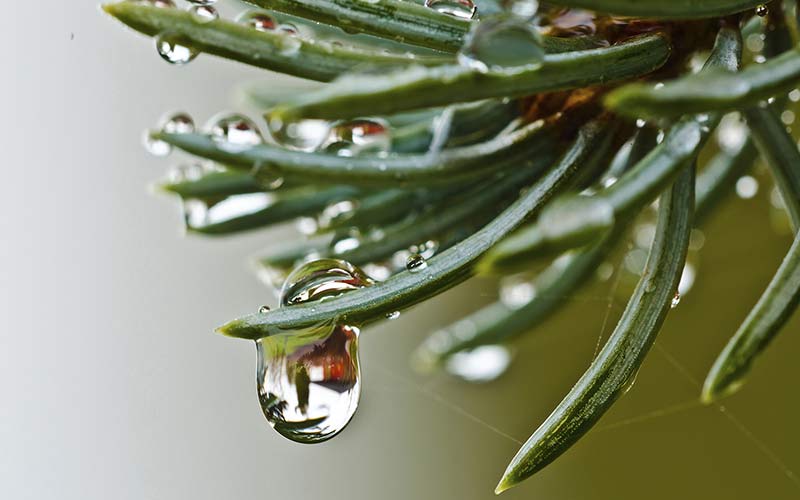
xmin=2 ymin=2 xmax=799 ymax=499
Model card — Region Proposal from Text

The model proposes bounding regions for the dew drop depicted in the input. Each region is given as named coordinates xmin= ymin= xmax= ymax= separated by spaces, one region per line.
xmin=155 ymin=32 xmax=198 ymax=65
xmin=239 ymin=11 xmax=278 ymax=31
xmin=267 ymin=114 xmax=331 ymax=151
xmin=458 ymin=14 xmax=544 ymax=72
xmin=445 ymin=345 xmax=511 ymax=383
xmin=324 ymin=119 xmax=391 ymax=156
xmin=424 ymin=0 xmax=477 ymax=20
xmin=670 ymin=292 xmax=681 ymax=309
xmin=406 ymin=253 xmax=428 ymax=273
xmin=183 ymin=192 xmax=273 ymax=230
xmin=142 ymin=130 xmax=171 ymax=157
xmin=207 ymin=113 xmax=264 ymax=149
xmin=257 ymin=259 xmax=373 ymax=443
xmin=185 ymin=0 xmax=216 ymax=4
xmin=161 ymin=111 xmax=195 ymax=135
xmin=189 ymin=4 xmax=218 ymax=23
xmin=755 ymin=4 xmax=768 ymax=16
xmin=386 ymin=311 xmax=400 ymax=320
xmin=259 ymin=305 xmax=271 ymax=314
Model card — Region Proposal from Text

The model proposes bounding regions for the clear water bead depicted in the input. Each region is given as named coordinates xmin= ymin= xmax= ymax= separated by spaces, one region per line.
xmin=406 ymin=253 xmax=428 ymax=273
xmin=425 ymin=0 xmax=477 ymax=20
xmin=325 ymin=119 xmax=391 ymax=156
xmin=755 ymin=4 xmax=768 ymax=16
xmin=670 ymin=292 xmax=681 ymax=309
xmin=256 ymin=258 xmax=373 ymax=443
xmin=161 ymin=112 xmax=195 ymax=135
xmin=155 ymin=33 xmax=198 ymax=64
xmin=189 ymin=4 xmax=218 ymax=23
xmin=445 ymin=345 xmax=511 ymax=383
xmin=458 ymin=14 xmax=544 ymax=72
xmin=240 ymin=11 xmax=277 ymax=32
xmin=280 ymin=258 xmax=374 ymax=306
xmin=267 ymin=115 xmax=331 ymax=151
xmin=386 ymin=311 xmax=400 ymax=320
xmin=207 ymin=113 xmax=263 ymax=149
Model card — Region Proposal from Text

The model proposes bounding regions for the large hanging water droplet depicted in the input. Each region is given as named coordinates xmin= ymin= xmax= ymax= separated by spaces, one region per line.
xmin=458 ymin=14 xmax=544 ymax=72
xmin=424 ymin=0 xmax=477 ymax=20
xmin=445 ymin=345 xmax=511 ymax=383
xmin=207 ymin=113 xmax=263 ymax=151
xmin=324 ymin=119 xmax=391 ymax=156
xmin=257 ymin=259 xmax=373 ymax=443
xmin=155 ymin=32 xmax=198 ymax=65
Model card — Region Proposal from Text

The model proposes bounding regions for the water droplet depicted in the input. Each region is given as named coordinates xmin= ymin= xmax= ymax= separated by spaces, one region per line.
xmin=259 ymin=305 xmax=271 ymax=314
xmin=445 ymin=345 xmax=511 ymax=383
xmin=155 ymin=32 xmax=198 ymax=65
xmin=755 ymin=4 xmax=768 ymax=16
xmin=267 ymin=114 xmax=331 ymax=151
xmin=161 ymin=111 xmax=195 ymax=135
xmin=185 ymin=0 xmax=216 ymax=4
xmin=781 ymin=110 xmax=795 ymax=125
xmin=207 ymin=113 xmax=263 ymax=150
xmin=279 ymin=22 xmax=300 ymax=35
xmin=386 ymin=311 xmax=400 ymax=320
xmin=424 ymin=0 xmax=477 ymax=19
xmin=324 ymin=119 xmax=391 ymax=156
xmin=167 ymin=162 xmax=206 ymax=183
xmin=458 ymin=14 xmax=544 ymax=72
xmin=670 ymin=292 xmax=681 ymax=309
xmin=296 ymin=216 xmax=318 ymax=235
xmin=280 ymin=258 xmax=374 ymax=306
xmin=635 ymin=119 xmax=647 ymax=128
xmin=239 ymin=11 xmax=278 ymax=31
xmin=735 ymin=175 xmax=759 ymax=199
xmin=789 ymin=89 xmax=800 ymax=102
xmin=189 ymin=4 xmax=218 ymax=22
xmin=251 ymin=162 xmax=284 ymax=190
xmin=406 ymin=253 xmax=428 ymax=273
xmin=142 ymin=130 xmax=171 ymax=157
xmin=256 ymin=322 xmax=361 ymax=443
xmin=256 ymin=259 xmax=373 ymax=443
xmin=596 ymin=262 xmax=614 ymax=281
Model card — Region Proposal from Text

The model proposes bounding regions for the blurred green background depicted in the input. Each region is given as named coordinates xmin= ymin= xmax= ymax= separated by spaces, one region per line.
xmin=2 ymin=2 xmax=798 ymax=499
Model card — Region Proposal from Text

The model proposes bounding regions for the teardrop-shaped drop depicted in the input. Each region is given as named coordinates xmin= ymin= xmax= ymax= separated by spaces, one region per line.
xmin=256 ymin=258 xmax=374 ymax=443
xmin=257 ymin=322 xmax=361 ymax=443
